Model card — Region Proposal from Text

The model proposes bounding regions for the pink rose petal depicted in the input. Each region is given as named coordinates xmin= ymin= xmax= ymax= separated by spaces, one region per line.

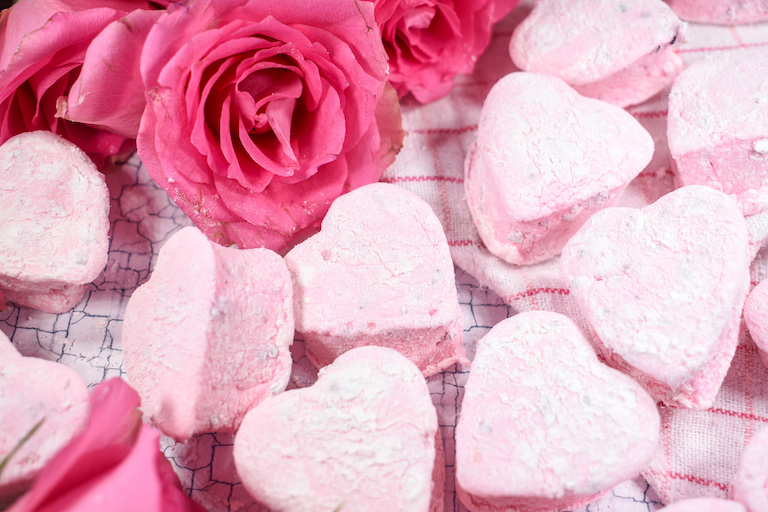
xmin=59 ymin=8 xmax=163 ymax=138
xmin=7 ymin=379 xmax=204 ymax=512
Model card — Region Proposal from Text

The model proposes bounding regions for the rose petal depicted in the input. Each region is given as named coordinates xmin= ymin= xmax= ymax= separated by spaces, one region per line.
xmin=60 ymin=8 xmax=163 ymax=138
xmin=217 ymin=84 xmax=277 ymax=191
xmin=140 ymin=0 xmax=249 ymax=91
xmin=374 ymin=0 xmax=519 ymax=103
xmin=219 ymin=154 xmax=350 ymax=251
xmin=7 ymin=379 xmax=141 ymax=511
xmin=273 ymin=79 xmax=345 ymax=185
xmin=28 ymin=427 xmax=204 ymax=512
xmin=0 ymin=0 xmax=152 ymax=70
xmin=298 ymin=24 xmax=384 ymax=152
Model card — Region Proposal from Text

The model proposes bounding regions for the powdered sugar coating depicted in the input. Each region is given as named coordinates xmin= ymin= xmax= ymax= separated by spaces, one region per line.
xmin=731 ymin=426 xmax=768 ymax=511
xmin=509 ymin=0 xmax=685 ymax=107
xmin=465 ymin=73 xmax=653 ymax=265
xmin=123 ymin=227 xmax=293 ymax=442
xmin=456 ymin=311 xmax=660 ymax=512
xmin=744 ymin=279 xmax=768 ymax=369
xmin=285 ymin=183 xmax=467 ymax=377
xmin=0 ymin=331 xmax=90 ymax=501
xmin=561 ymin=186 xmax=750 ymax=409
xmin=233 ymin=346 xmax=438 ymax=512
xmin=668 ymin=49 xmax=768 ymax=216
xmin=668 ymin=0 xmax=768 ymax=25
xmin=0 ymin=131 xmax=109 ymax=313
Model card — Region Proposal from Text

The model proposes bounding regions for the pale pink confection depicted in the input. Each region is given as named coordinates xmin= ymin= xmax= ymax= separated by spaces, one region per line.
xmin=668 ymin=0 xmax=768 ymax=25
xmin=510 ymin=0 xmax=686 ymax=107
xmin=0 ymin=131 xmax=110 ymax=313
xmin=668 ymin=49 xmax=768 ymax=216
xmin=456 ymin=312 xmax=660 ymax=512
xmin=561 ymin=186 xmax=750 ymax=409
xmin=731 ymin=426 xmax=768 ymax=511
xmin=122 ymin=226 xmax=293 ymax=442
xmin=234 ymin=346 xmax=440 ymax=512
xmin=0 ymin=331 xmax=90 ymax=501
xmin=744 ymin=279 xmax=768 ymax=368
xmin=284 ymin=183 xmax=467 ymax=377
xmin=658 ymin=498 xmax=746 ymax=512
xmin=465 ymin=73 xmax=653 ymax=266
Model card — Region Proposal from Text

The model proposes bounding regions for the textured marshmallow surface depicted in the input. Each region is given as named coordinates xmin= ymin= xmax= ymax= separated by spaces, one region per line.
xmin=561 ymin=186 xmax=750 ymax=409
xmin=731 ymin=426 xmax=768 ymax=511
xmin=285 ymin=183 xmax=467 ymax=377
xmin=456 ymin=311 xmax=660 ymax=512
xmin=233 ymin=346 xmax=439 ymax=512
xmin=123 ymin=227 xmax=293 ymax=442
xmin=744 ymin=279 xmax=768 ymax=369
xmin=658 ymin=498 xmax=747 ymax=512
xmin=509 ymin=0 xmax=685 ymax=107
xmin=465 ymin=72 xmax=653 ymax=265
xmin=0 ymin=331 xmax=90 ymax=500
xmin=668 ymin=49 xmax=768 ymax=216
xmin=0 ymin=131 xmax=110 ymax=313
xmin=667 ymin=0 xmax=768 ymax=25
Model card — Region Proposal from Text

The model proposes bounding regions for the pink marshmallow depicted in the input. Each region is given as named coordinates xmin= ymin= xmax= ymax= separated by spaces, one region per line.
xmin=668 ymin=0 xmax=768 ymax=25
xmin=233 ymin=346 xmax=440 ymax=512
xmin=731 ymin=426 xmax=768 ymax=512
xmin=284 ymin=183 xmax=467 ymax=377
xmin=668 ymin=49 xmax=768 ymax=216
xmin=744 ymin=279 xmax=768 ymax=368
xmin=731 ymin=428 xmax=768 ymax=512
xmin=0 ymin=131 xmax=110 ymax=313
xmin=510 ymin=0 xmax=685 ymax=107
xmin=659 ymin=498 xmax=746 ymax=512
xmin=465 ymin=72 xmax=653 ymax=265
xmin=561 ymin=186 xmax=750 ymax=409
xmin=0 ymin=331 xmax=90 ymax=501
xmin=456 ymin=311 xmax=660 ymax=512
xmin=122 ymin=227 xmax=293 ymax=442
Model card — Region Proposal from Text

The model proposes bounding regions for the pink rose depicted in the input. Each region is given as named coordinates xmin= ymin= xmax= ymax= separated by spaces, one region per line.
xmin=57 ymin=7 xmax=164 ymax=139
xmin=137 ymin=0 xmax=403 ymax=252
xmin=372 ymin=0 xmax=520 ymax=103
xmin=8 ymin=378 xmax=204 ymax=512
xmin=0 ymin=0 xmax=158 ymax=167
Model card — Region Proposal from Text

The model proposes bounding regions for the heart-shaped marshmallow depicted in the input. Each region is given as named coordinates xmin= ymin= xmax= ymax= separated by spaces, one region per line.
xmin=561 ymin=186 xmax=750 ymax=409
xmin=123 ymin=226 xmax=293 ymax=442
xmin=456 ymin=312 xmax=660 ymax=512
xmin=465 ymin=72 xmax=653 ymax=266
xmin=233 ymin=346 xmax=440 ymax=512
xmin=667 ymin=0 xmax=768 ymax=24
xmin=668 ymin=49 xmax=768 ymax=216
xmin=0 ymin=131 xmax=110 ymax=313
xmin=510 ymin=0 xmax=685 ymax=107
xmin=0 ymin=331 xmax=90 ymax=501
xmin=731 ymin=426 xmax=768 ymax=511
xmin=743 ymin=279 xmax=768 ymax=369
xmin=285 ymin=182 xmax=467 ymax=377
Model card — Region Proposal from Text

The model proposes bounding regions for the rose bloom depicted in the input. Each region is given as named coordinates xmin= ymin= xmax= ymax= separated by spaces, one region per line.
xmin=57 ymin=6 xmax=165 ymax=139
xmin=0 ymin=0 xmax=158 ymax=168
xmin=137 ymin=0 xmax=403 ymax=253
xmin=8 ymin=378 xmax=204 ymax=512
xmin=372 ymin=0 xmax=520 ymax=103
